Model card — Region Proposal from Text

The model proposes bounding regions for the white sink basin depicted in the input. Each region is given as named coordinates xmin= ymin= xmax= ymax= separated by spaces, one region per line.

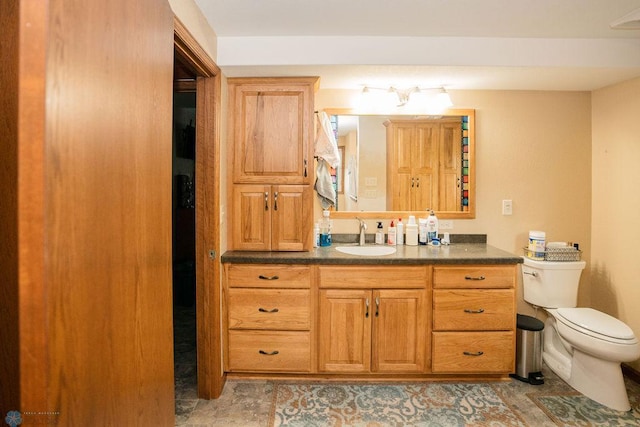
xmin=335 ymin=246 xmax=397 ymax=256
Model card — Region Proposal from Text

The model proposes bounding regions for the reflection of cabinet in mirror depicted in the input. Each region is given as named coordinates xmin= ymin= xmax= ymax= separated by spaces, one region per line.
xmin=385 ymin=119 xmax=463 ymax=212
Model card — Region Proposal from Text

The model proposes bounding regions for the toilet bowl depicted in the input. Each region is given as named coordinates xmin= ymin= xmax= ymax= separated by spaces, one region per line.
xmin=521 ymin=257 xmax=640 ymax=411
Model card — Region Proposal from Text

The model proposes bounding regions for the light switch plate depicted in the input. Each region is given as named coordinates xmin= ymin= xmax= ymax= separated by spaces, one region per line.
xmin=502 ymin=199 xmax=513 ymax=215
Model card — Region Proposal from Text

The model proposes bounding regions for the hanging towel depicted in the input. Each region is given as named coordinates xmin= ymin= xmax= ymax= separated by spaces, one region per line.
xmin=314 ymin=112 xmax=341 ymax=168
xmin=314 ymin=159 xmax=337 ymax=209
xmin=314 ymin=112 xmax=340 ymax=209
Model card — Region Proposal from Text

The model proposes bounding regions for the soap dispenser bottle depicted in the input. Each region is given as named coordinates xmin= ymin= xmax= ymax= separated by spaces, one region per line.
xmin=319 ymin=210 xmax=332 ymax=247
xmin=375 ymin=222 xmax=384 ymax=245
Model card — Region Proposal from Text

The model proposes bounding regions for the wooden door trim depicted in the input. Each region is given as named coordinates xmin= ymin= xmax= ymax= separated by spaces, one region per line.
xmin=173 ymin=16 xmax=225 ymax=398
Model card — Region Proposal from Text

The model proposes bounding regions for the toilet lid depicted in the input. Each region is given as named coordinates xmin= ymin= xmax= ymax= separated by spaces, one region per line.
xmin=556 ymin=308 xmax=636 ymax=341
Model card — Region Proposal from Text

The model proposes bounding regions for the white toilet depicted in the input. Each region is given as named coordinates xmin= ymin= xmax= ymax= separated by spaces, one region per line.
xmin=521 ymin=257 xmax=640 ymax=411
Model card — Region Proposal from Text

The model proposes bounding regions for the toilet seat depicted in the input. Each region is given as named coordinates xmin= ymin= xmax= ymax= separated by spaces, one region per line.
xmin=555 ymin=308 xmax=638 ymax=344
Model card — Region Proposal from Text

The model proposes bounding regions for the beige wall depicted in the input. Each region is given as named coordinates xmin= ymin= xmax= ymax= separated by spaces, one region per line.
xmin=317 ymin=89 xmax=593 ymax=313
xmin=169 ymin=0 xmax=217 ymax=60
xmin=592 ymin=76 xmax=640 ymax=371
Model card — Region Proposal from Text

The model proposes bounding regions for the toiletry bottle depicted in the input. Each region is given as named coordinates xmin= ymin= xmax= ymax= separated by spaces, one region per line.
xmin=405 ymin=216 xmax=418 ymax=246
xmin=387 ymin=220 xmax=396 ymax=245
xmin=418 ymin=218 xmax=428 ymax=245
xmin=396 ymin=218 xmax=404 ymax=245
xmin=427 ymin=210 xmax=438 ymax=242
xmin=375 ymin=222 xmax=384 ymax=245
xmin=320 ymin=210 xmax=332 ymax=247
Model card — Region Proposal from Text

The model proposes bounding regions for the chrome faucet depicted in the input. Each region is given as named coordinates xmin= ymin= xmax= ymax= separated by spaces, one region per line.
xmin=356 ymin=217 xmax=367 ymax=245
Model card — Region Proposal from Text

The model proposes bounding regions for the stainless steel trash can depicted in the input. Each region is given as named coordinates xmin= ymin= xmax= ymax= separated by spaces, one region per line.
xmin=510 ymin=314 xmax=544 ymax=385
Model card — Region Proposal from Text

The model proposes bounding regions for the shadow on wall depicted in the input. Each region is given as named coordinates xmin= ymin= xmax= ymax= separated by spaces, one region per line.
xmin=590 ymin=262 xmax=618 ymax=317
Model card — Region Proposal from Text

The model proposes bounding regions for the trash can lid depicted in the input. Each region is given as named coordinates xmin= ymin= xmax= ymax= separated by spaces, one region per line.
xmin=517 ymin=314 xmax=544 ymax=331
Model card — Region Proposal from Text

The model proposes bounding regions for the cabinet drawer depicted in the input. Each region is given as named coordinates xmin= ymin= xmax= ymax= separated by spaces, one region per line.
xmin=433 ymin=289 xmax=515 ymax=331
xmin=227 ymin=264 xmax=310 ymax=288
xmin=433 ymin=265 xmax=515 ymax=289
xmin=432 ymin=331 xmax=514 ymax=373
xmin=228 ymin=289 xmax=310 ymax=330
xmin=227 ymin=330 xmax=311 ymax=372
xmin=319 ymin=266 xmax=429 ymax=289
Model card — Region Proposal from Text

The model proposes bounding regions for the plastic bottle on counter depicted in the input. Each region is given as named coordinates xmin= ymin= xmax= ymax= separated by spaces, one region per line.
xmin=313 ymin=221 xmax=320 ymax=248
xmin=319 ymin=210 xmax=332 ymax=247
xmin=405 ymin=216 xmax=418 ymax=246
xmin=375 ymin=222 xmax=384 ymax=245
xmin=418 ymin=218 xmax=428 ymax=245
xmin=427 ymin=210 xmax=439 ymax=242
xmin=387 ymin=220 xmax=396 ymax=245
xmin=396 ymin=218 xmax=404 ymax=245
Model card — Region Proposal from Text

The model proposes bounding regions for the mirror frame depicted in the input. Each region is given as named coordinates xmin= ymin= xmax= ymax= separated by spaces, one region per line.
xmin=323 ymin=108 xmax=475 ymax=220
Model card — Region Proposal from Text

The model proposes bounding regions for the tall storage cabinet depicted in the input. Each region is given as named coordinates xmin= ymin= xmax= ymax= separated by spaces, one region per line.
xmin=385 ymin=119 xmax=462 ymax=212
xmin=228 ymin=77 xmax=318 ymax=251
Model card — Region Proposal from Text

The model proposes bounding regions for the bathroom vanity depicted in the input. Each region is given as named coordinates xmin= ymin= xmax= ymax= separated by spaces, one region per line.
xmin=221 ymin=242 xmax=522 ymax=382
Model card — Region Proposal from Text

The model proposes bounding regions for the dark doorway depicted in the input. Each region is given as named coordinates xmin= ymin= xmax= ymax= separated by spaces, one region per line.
xmin=173 ymin=52 xmax=198 ymax=402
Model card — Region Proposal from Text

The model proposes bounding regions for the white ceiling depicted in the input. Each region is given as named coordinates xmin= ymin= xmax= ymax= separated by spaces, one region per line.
xmin=195 ymin=0 xmax=640 ymax=91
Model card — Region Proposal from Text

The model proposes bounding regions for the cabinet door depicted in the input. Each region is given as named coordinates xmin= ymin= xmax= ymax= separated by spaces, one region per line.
xmin=232 ymin=185 xmax=312 ymax=251
xmin=230 ymin=79 xmax=316 ymax=184
xmin=372 ymin=289 xmax=427 ymax=373
xmin=438 ymin=122 xmax=462 ymax=211
xmin=232 ymin=184 xmax=271 ymax=251
xmin=413 ymin=123 xmax=438 ymax=210
xmin=386 ymin=122 xmax=439 ymax=211
xmin=318 ymin=289 xmax=371 ymax=373
xmin=271 ymin=185 xmax=312 ymax=251
xmin=388 ymin=124 xmax=414 ymax=211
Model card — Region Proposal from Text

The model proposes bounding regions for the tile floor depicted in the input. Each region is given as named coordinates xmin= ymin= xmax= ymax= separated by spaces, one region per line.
xmin=173 ymin=305 xmax=640 ymax=426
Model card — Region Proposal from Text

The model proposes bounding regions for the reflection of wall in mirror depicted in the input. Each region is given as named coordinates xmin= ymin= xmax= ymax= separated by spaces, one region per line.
xmin=337 ymin=122 xmax=359 ymax=211
xmin=357 ymin=116 xmax=386 ymax=211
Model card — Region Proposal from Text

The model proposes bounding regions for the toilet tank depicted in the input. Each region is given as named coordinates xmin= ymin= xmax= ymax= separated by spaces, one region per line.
xmin=521 ymin=258 xmax=586 ymax=308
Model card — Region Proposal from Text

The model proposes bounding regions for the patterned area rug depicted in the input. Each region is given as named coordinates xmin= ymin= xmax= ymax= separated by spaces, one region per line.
xmin=529 ymin=392 xmax=640 ymax=426
xmin=269 ymin=383 xmax=526 ymax=426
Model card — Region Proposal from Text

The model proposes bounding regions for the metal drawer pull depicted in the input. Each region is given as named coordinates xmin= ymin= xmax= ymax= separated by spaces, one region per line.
xmin=273 ymin=191 xmax=278 ymax=211
xmin=258 ymin=350 xmax=279 ymax=356
xmin=375 ymin=297 xmax=380 ymax=317
xmin=464 ymin=308 xmax=485 ymax=314
xmin=264 ymin=192 xmax=269 ymax=211
xmin=464 ymin=275 xmax=486 ymax=281
xmin=365 ymin=298 xmax=370 ymax=318
xmin=463 ymin=351 xmax=484 ymax=357
xmin=258 ymin=275 xmax=279 ymax=280
xmin=258 ymin=308 xmax=279 ymax=313
xmin=304 ymin=159 xmax=308 ymax=177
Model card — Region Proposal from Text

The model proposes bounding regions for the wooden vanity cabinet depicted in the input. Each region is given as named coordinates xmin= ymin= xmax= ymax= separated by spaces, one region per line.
xmin=228 ymin=77 xmax=318 ymax=252
xmin=317 ymin=266 xmax=430 ymax=374
xmin=224 ymin=264 xmax=313 ymax=372
xmin=431 ymin=265 xmax=516 ymax=374
xmin=222 ymin=261 xmax=518 ymax=380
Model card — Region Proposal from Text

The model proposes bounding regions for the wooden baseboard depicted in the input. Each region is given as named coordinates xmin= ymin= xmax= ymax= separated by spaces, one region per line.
xmin=622 ymin=363 xmax=640 ymax=384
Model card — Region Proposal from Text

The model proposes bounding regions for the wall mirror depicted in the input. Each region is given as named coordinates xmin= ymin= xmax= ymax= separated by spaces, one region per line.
xmin=324 ymin=108 xmax=475 ymax=220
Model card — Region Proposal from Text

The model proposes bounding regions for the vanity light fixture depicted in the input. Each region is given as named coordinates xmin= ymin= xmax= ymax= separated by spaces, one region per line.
xmin=361 ymin=85 xmax=453 ymax=111
xmin=610 ymin=7 xmax=640 ymax=29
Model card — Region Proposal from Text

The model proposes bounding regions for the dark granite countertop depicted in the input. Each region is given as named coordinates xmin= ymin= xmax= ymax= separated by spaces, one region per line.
xmin=221 ymin=243 xmax=522 ymax=265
